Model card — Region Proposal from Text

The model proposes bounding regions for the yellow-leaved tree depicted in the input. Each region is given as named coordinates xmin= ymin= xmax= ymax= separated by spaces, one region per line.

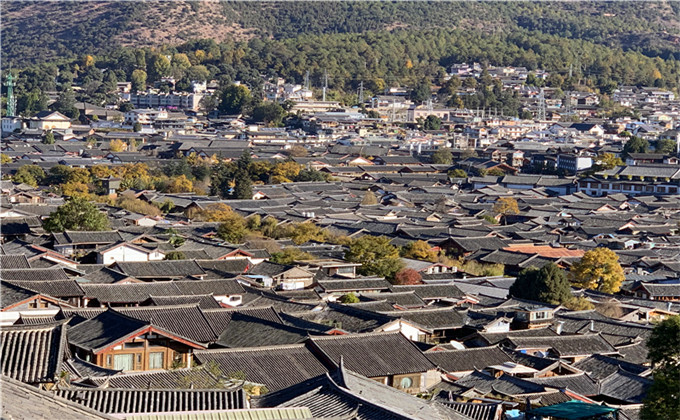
xmin=570 ymin=248 xmax=625 ymax=293
xmin=492 ymin=197 xmax=519 ymax=225
xmin=109 ymin=139 xmax=127 ymax=152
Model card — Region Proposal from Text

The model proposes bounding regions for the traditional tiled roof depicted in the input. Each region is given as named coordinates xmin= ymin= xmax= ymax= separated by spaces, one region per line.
xmin=113 ymin=260 xmax=206 ymax=279
xmin=194 ymin=344 xmax=329 ymax=392
xmin=85 ymin=368 xmax=227 ymax=389
xmin=573 ymin=354 xmax=650 ymax=380
xmin=454 ymin=370 xmax=546 ymax=396
xmin=80 ymin=282 xmax=183 ymax=304
xmin=255 ymin=365 xmax=463 ymax=420
xmin=0 ymin=280 xmax=40 ymax=309
xmin=147 ymin=294 xmax=222 ymax=309
xmin=115 ymin=305 xmax=219 ymax=343
xmin=54 ymin=387 xmax=246 ymax=415
xmin=425 ymin=346 xmax=514 ymax=373
xmin=526 ymin=373 xmax=599 ymax=396
xmin=53 ymin=231 xmax=124 ymax=245
xmin=308 ymin=332 xmax=436 ymax=378
xmin=0 ymin=254 xmax=31 ymax=269
xmin=1 ymin=267 xmax=70 ymax=281
xmin=598 ymin=369 xmax=652 ymax=404
xmin=215 ymin=313 xmax=313 ymax=348
xmin=391 ymin=284 xmax=467 ymax=301
xmin=1 ymin=320 xmax=67 ymax=383
xmin=501 ymin=334 xmax=619 ymax=358
xmin=1 ymin=375 xmax=114 ymax=420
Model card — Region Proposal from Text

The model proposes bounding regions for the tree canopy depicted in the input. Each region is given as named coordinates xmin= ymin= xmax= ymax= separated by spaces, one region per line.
xmin=509 ymin=263 xmax=572 ymax=305
xmin=641 ymin=316 xmax=680 ymax=420
xmin=570 ymin=248 xmax=625 ymax=293
xmin=43 ymin=197 xmax=111 ymax=232
xmin=345 ymin=235 xmax=404 ymax=280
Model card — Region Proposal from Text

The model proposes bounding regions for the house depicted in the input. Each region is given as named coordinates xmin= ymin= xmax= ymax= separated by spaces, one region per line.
xmin=52 ymin=231 xmax=124 ymax=257
xmin=67 ymin=309 xmax=207 ymax=371
xmin=96 ymin=242 xmax=165 ymax=266
xmin=631 ymin=283 xmax=680 ymax=302
xmin=27 ymin=111 xmax=72 ymax=131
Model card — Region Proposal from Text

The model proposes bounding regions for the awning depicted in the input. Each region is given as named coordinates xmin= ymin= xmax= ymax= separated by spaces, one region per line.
xmin=527 ymin=400 xmax=618 ymax=419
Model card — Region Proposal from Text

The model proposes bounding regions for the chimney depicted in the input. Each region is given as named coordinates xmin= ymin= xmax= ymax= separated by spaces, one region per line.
xmin=589 ymin=320 xmax=595 ymax=332
xmin=556 ymin=321 xmax=564 ymax=335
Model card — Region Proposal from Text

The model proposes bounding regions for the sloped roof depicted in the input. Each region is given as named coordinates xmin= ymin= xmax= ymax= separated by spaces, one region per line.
xmin=194 ymin=344 xmax=329 ymax=392
xmin=1 ymin=375 xmax=114 ymax=420
xmin=308 ymin=332 xmax=436 ymax=377
xmin=114 ymin=260 xmax=206 ymax=279
xmin=426 ymin=346 xmax=514 ymax=373
xmin=1 ymin=320 xmax=67 ymax=383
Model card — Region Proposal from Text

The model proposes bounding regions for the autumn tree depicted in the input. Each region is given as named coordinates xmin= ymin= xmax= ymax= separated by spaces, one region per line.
xmin=492 ymin=197 xmax=519 ymax=225
xmin=165 ymin=175 xmax=194 ymax=193
xmin=1 ymin=154 xmax=11 ymax=164
xmin=570 ymin=248 xmax=625 ymax=293
xmin=641 ymin=316 xmax=680 ymax=420
xmin=287 ymin=222 xmax=326 ymax=245
xmin=509 ymin=263 xmax=572 ymax=304
xmin=270 ymin=247 xmax=314 ymax=265
xmin=109 ymin=139 xmax=127 ymax=152
xmin=345 ymin=235 xmax=404 ymax=279
xmin=360 ymin=190 xmax=378 ymax=205
xmin=43 ymin=197 xmax=110 ymax=232
xmin=393 ymin=268 xmax=423 ymax=285
xmin=593 ymin=153 xmax=624 ymax=171
xmin=401 ymin=240 xmax=438 ymax=262
xmin=116 ymin=194 xmax=161 ymax=216
xmin=288 ymin=145 xmax=308 ymax=157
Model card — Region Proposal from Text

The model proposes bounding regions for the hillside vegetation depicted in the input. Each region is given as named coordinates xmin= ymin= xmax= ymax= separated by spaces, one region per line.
xmin=3 ymin=1 xmax=680 ymax=67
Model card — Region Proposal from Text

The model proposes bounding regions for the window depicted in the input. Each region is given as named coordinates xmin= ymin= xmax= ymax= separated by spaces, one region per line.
xmin=399 ymin=377 xmax=414 ymax=389
xmin=149 ymin=352 xmax=164 ymax=369
xmin=114 ymin=354 xmax=134 ymax=371
xmin=106 ymin=355 xmax=112 ymax=367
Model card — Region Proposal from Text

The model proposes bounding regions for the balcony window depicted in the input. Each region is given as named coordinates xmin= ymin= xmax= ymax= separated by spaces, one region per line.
xmin=149 ymin=352 xmax=164 ymax=369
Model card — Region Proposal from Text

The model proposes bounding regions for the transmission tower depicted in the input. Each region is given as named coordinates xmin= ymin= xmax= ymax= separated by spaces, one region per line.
xmin=4 ymin=73 xmax=16 ymax=117
xmin=537 ymin=88 xmax=547 ymax=121
xmin=322 ymin=69 xmax=328 ymax=102
xmin=358 ymin=81 xmax=364 ymax=105
xmin=304 ymin=70 xmax=310 ymax=91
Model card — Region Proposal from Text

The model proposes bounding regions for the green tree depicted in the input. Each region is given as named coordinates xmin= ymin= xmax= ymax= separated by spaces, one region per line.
xmin=52 ymin=87 xmax=78 ymax=119
xmin=432 ymin=148 xmax=453 ymax=164
xmin=448 ymin=169 xmax=467 ymax=178
xmin=339 ymin=293 xmax=360 ymax=304
xmin=219 ymin=85 xmax=251 ymax=114
xmin=13 ymin=165 xmax=46 ymax=187
xmin=232 ymin=169 xmax=253 ymax=200
xmin=622 ymin=136 xmax=649 ymax=158
xmin=133 ymin=122 xmax=142 ymax=132
xmin=251 ymin=102 xmax=286 ymax=126
xmin=345 ymin=235 xmax=404 ymax=279
xmin=42 ymin=130 xmax=55 ymax=144
xmin=570 ymin=248 xmax=625 ymax=293
xmin=410 ymin=79 xmax=431 ymax=103
xmin=216 ymin=213 xmax=248 ymax=244
xmin=641 ymin=316 xmax=680 ymax=420
xmin=164 ymin=251 xmax=186 ymax=260
xmin=509 ymin=263 xmax=572 ymax=304
xmin=43 ymin=197 xmax=110 ymax=232
xmin=423 ymin=115 xmax=442 ymax=130
xmin=131 ymin=69 xmax=147 ymax=92
xmin=656 ymin=139 xmax=677 ymax=155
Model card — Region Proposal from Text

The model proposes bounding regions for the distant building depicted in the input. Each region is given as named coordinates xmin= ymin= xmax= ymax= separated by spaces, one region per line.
xmin=27 ymin=111 xmax=72 ymax=131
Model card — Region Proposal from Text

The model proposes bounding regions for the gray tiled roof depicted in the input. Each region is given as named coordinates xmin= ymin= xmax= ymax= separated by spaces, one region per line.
xmin=195 ymin=344 xmax=329 ymax=392
xmin=1 ymin=320 xmax=67 ymax=383
xmin=1 ymin=375 xmax=114 ymax=420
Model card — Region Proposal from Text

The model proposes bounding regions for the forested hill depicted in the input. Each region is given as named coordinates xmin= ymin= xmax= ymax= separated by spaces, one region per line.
xmin=3 ymin=1 xmax=680 ymax=66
